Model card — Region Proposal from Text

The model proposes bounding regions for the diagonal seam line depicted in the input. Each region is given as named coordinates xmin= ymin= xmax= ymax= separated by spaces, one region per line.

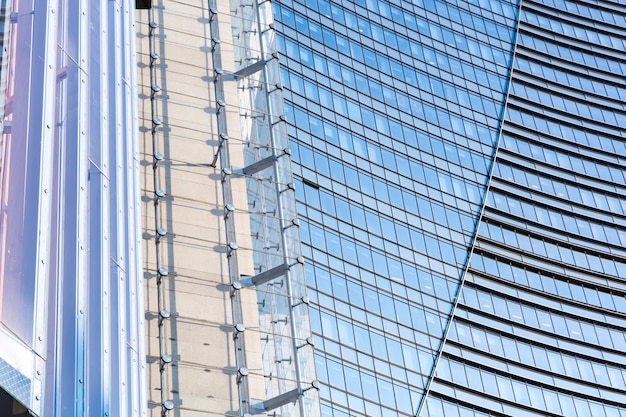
xmin=413 ymin=0 xmax=525 ymax=415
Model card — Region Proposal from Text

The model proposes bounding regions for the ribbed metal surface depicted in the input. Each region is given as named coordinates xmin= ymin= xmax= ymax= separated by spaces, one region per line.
xmin=0 ymin=0 xmax=145 ymax=415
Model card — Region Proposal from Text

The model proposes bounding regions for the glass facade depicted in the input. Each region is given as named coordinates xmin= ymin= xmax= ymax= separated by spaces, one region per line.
xmin=424 ymin=0 xmax=626 ymax=415
xmin=272 ymin=0 xmax=626 ymax=416
xmin=2 ymin=0 xmax=624 ymax=415
xmin=0 ymin=0 xmax=145 ymax=415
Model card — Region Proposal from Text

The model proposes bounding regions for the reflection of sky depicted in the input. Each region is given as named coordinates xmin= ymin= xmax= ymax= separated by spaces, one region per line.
xmin=274 ymin=0 xmax=520 ymax=413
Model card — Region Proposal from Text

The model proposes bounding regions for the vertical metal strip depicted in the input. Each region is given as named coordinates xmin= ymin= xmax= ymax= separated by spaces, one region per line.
xmin=35 ymin=0 xmax=58 ymax=355
xmin=50 ymin=1 xmax=65 ymax=411
xmin=123 ymin=0 xmax=146 ymax=414
xmin=76 ymin=0 xmax=90 ymax=413
xmin=112 ymin=3 xmax=131 ymax=415
xmin=99 ymin=2 xmax=112 ymax=415
xmin=32 ymin=0 xmax=59 ymax=411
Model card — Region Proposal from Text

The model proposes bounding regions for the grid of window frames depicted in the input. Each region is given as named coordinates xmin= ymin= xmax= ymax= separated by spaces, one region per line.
xmin=425 ymin=0 xmax=626 ymax=415
xmin=274 ymin=0 xmax=519 ymax=415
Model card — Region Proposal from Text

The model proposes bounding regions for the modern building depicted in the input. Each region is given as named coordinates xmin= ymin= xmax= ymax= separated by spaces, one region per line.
xmin=273 ymin=0 xmax=626 ymax=417
xmin=274 ymin=0 xmax=626 ymax=416
xmin=1 ymin=0 xmax=626 ymax=416
xmin=417 ymin=2 xmax=626 ymax=416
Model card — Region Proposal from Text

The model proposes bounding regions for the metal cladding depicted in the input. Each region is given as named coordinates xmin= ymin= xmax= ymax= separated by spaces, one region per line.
xmin=0 ymin=0 xmax=145 ymax=415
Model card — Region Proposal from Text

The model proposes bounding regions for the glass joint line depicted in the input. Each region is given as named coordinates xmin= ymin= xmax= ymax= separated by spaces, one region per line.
xmin=414 ymin=0 xmax=525 ymax=415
